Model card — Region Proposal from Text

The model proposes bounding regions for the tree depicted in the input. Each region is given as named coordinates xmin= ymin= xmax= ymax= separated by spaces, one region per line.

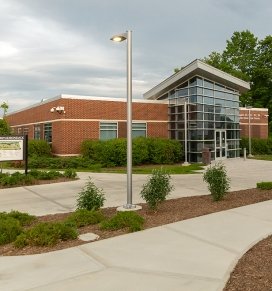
xmin=202 ymin=30 xmax=272 ymax=122
xmin=0 ymin=119 xmax=11 ymax=135
xmin=0 ymin=102 xmax=9 ymax=116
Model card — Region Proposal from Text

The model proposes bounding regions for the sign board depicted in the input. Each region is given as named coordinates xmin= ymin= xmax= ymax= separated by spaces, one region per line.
xmin=0 ymin=136 xmax=25 ymax=161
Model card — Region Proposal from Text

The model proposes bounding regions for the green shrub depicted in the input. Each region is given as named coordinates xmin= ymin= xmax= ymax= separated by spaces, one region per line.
xmin=80 ymin=137 xmax=183 ymax=167
xmin=29 ymin=170 xmax=63 ymax=180
xmin=80 ymin=140 xmax=103 ymax=161
xmin=66 ymin=209 xmax=104 ymax=227
xmin=132 ymin=137 xmax=149 ymax=165
xmin=28 ymin=140 xmax=52 ymax=157
xmin=148 ymin=138 xmax=183 ymax=164
xmin=140 ymin=168 xmax=174 ymax=210
xmin=100 ymin=138 xmax=127 ymax=167
xmin=25 ymin=222 xmax=78 ymax=247
xmin=77 ymin=178 xmax=105 ymax=210
xmin=256 ymin=182 xmax=272 ymax=190
xmin=0 ymin=217 xmax=22 ymax=245
xmin=203 ymin=162 xmax=230 ymax=201
xmin=63 ymin=168 xmax=77 ymax=179
xmin=0 ymin=172 xmax=34 ymax=187
xmin=13 ymin=233 xmax=28 ymax=248
xmin=240 ymin=137 xmax=271 ymax=155
xmin=7 ymin=210 xmax=36 ymax=226
xmin=100 ymin=211 xmax=144 ymax=232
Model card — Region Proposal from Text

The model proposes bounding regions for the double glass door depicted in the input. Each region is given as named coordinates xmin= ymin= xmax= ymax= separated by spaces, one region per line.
xmin=215 ymin=130 xmax=226 ymax=159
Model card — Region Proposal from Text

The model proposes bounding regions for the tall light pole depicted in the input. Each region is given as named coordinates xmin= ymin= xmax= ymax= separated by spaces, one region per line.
xmin=111 ymin=30 xmax=135 ymax=209
xmin=246 ymin=106 xmax=253 ymax=158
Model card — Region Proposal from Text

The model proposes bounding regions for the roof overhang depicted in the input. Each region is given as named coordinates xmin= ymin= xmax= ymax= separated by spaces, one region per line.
xmin=144 ymin=59 xmax=250 ymax=100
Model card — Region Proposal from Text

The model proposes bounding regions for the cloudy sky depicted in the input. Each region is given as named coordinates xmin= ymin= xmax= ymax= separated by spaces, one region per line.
xmin=0 ymin=0 xmax=271 ymax=113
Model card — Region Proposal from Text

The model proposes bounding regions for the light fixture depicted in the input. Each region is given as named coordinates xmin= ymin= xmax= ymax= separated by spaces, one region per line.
xmin=110 ymin=33 xmax=127 ymax=42
xmin=50 ymin=106 xmax=65 ymax=114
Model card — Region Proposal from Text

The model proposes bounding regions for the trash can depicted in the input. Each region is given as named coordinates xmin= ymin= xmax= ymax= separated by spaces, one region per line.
xmin=202 ymin=148 xmax=211 ymax=165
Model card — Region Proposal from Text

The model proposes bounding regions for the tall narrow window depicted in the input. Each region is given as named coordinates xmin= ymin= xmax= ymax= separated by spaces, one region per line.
xmin=100 ymin=122 xmax=117 ymax=140
xmin=34 ymin=125 xmax=41 ymax=140
xmin=44 ymin=123 xmax=52 ymax=143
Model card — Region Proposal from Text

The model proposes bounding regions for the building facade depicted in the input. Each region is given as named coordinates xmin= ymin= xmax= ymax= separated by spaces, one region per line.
xmin=6 ymin=59 xmax=269 ymax=161
xmin=6 ymin=95 xmax=168 ymax=155
xmin=144 ymin=60 xmax=267 ymax=162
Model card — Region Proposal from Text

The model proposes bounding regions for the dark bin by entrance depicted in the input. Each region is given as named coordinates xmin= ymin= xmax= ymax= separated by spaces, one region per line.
xmin=202 ymin=148 xmax=211 ymax=165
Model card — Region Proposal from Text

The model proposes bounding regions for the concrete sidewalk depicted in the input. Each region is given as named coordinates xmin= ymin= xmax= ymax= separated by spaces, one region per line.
xmin=1 ymin=158 xmax=272 ymax=291
xmin=1 ymin=158 xmax=272 ymax=215
xmin=0 ymin=200 xmax=271 ymax=291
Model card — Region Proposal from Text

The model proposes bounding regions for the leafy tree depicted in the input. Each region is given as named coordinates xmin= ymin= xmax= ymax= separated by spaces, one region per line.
xmin=201 ymin=30 xmax=272 ymax=126
xmin=0 ymin=102 xmax=9 ymax=116
xmin=0 ymin=119 xmax=11 ymax=135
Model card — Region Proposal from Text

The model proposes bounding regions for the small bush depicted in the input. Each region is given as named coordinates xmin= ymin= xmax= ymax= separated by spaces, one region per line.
xmin=77 ymin=178 xmax=105 ymax=210
xmin=0 ymin=172 xmax=35 ymax=187
xmin=0 ymin=217 xmax=22 ymax=245
xmin=203 ymin=162 xmax=230 ymax=201
xmin=28 ymin=140 xmax=52 ymax=157
xmin=66 ymin=209 xmax=105 ymax=227
xmin=7 ymin=210 xmax=36 ymax=226
xmin=256 ymin=182 xmax=272 ymax=190
xmin=13 ymin=233 xmax=28 ymax=248
xmin=100 ymin=211 xmax=144 ymax=232
xmin=24 ymin=222 xmax=78 ymax=247
xmin=140 ymin=168 xmax=174 ymax=210
xmin=63 ymin=168 xmax=77 ymax=179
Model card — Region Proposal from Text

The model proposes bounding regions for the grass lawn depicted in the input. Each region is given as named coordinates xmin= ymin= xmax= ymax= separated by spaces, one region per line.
xmin=87 ymin=163 xmax=205 ymax=174
xmin=249 ymin=155 xmax=272 ymax=161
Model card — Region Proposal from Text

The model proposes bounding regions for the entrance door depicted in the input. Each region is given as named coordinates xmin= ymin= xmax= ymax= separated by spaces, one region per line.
xmin=215 ymin=130 xmax=226 ymax=159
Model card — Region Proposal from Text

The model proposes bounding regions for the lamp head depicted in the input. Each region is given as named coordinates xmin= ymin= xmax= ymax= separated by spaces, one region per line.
xmin=110 ymin=32 xmax=127 ymax=42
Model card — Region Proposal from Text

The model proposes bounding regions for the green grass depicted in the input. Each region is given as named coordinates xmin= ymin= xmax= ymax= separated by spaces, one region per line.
xmin=250 ymin=155 xmax=272 ymax=161
xmin=95 ymin=163 xmax=205 ymax=174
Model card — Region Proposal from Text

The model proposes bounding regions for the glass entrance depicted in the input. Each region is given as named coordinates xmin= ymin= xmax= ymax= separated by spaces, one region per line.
xmin=215 ymin=130 xmax=226 ymax=159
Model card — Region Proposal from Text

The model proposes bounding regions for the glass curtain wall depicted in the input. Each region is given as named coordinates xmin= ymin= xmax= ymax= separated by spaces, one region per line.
xmin=168 ymin=76 xmax=240 ymax=162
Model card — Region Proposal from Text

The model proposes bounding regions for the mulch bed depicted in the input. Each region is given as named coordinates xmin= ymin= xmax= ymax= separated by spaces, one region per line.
xmin=0 ymin=188 xmax=272 ymax=290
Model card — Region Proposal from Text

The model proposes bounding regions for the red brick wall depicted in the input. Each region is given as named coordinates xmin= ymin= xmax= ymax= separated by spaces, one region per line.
xmin=239 ymin=108 xmax=269 ymax=139
xmin=6 ymin=97 xmax=168 ymax=155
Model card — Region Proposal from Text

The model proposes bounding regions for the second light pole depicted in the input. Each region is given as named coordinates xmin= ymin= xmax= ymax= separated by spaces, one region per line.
xmin=111 ymin=30 xmax=135 ymax=209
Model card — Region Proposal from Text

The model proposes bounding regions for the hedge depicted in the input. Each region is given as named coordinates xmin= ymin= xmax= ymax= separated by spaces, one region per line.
xmin=240 ymin=137 xmax=272 ymax=155
xmin=80 ymin=137 xmax=183 ymax=167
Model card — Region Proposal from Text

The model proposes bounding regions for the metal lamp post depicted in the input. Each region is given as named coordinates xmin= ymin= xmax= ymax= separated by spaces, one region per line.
xmin=111 ymin=30 xmax=135 ymax=209
xmin=246 ymin=106 xmax=253 ymax=158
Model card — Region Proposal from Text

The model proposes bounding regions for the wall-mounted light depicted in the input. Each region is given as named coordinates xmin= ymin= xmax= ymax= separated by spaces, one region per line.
xmin=50 ymin=106 xmax=65 ymax=114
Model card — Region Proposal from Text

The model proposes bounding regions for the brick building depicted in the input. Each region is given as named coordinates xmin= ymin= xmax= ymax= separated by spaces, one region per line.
xmin=239 ymin=107 xmax=269 ymax=139
xmin=6 ymin=95 xmax=168 ymax=155
xmin=5 ymin=59 xmax=269 ymax=161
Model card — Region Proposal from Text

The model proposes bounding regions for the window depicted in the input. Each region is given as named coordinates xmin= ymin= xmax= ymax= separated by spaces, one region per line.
xmin=132 ymin=123 xmax=146 ymax=138
xmin=100 ymin=122 xmax=117 ymax=140
xmin=23 ymin=127 xmax=29 ymax=135
xmin=44 ymin=123 xmax=52 ymax=143
xmin=34 ymin=125 xmax=41 ymax=140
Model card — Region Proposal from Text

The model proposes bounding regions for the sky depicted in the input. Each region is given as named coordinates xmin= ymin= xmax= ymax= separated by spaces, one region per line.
xmin=0 ymin=0 xmax=272 ymax=113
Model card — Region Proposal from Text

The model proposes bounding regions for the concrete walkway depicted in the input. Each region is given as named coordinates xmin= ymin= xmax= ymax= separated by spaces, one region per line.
xmin=1 ymin=158 xmax=272 ymax=215
xmin=1 ymin=158 xmax=272 ymax=290
xmin=0 ymin=200 xmax=272 ymax=291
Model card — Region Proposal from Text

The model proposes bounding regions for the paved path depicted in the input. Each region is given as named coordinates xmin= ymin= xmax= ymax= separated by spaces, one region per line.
xmin=0 ymin=200 xmax=271 ymax=291
xmin=1 ymin=158 xmax=272 ymax=215
xmin=1 ymin=158 xmax=272 ymax=290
